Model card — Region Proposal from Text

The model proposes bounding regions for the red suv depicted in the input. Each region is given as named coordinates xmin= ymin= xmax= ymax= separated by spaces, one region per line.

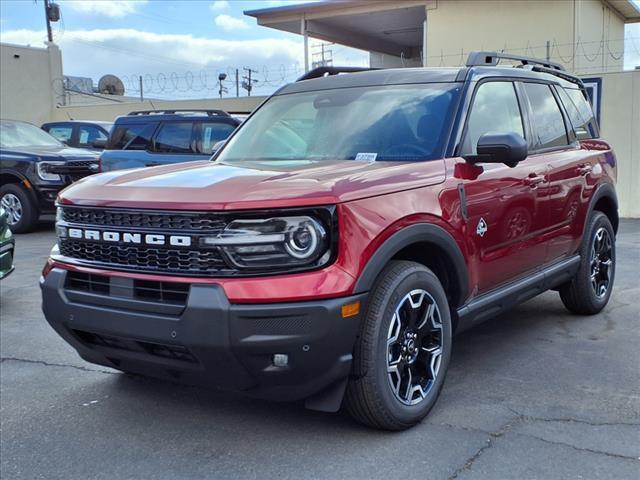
xmin=41 ymin=52 xmax=618 ymax=430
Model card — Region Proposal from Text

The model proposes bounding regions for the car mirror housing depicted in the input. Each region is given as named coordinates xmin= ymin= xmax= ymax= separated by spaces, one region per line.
xmin=91 ymin=139 xmax=107 ymax=149
xmin=464 ymin=132 xmax=528 ymax=168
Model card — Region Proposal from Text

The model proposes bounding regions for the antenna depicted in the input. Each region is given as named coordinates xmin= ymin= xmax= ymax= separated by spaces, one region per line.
xmin=97 ymin=74 xmax=125 ymax=96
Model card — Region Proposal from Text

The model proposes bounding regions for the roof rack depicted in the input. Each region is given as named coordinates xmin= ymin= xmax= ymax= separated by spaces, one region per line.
xmin=296 ymin=66 xmax=379 ymax=82
xmin=466 ymin=51 xmax=565 ymax=71
xmin=527 ymin=65 xmax=585 ymax=88
xmin=127 ymin=109 xmax=231 ymax=117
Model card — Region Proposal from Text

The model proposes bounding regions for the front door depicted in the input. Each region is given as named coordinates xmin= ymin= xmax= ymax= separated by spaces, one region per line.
xmin=457 ymin=80 xmax=550 ymax=294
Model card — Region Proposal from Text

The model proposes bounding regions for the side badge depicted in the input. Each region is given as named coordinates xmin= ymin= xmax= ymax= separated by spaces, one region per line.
xmin=476 ymin=218 xmax=488 ymax=237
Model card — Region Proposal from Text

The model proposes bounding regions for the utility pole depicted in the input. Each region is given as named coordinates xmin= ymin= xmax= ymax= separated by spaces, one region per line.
xmin=139 ymin=75 xmax=143 ymax=102
xmin=44 ymin=0 xmax=53 ymax=42
xmin=242 ymin=67 xmax=258 ymax=97
xmin=235 ymin=69 xmax=239 ymax=97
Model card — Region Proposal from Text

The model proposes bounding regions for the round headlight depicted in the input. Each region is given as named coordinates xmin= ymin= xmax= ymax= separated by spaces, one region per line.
xmin=285 ymin=221 xmax=322 ymax=259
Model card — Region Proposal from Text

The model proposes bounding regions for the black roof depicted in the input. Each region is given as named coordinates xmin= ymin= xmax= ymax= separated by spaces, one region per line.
xmin=277 ymin=65 xmax=580 ymax=95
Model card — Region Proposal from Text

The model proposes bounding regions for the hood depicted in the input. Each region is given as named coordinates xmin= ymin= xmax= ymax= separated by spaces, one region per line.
xmin=58 ymin=159 xmax=446 ymax=210
xmin=0 ymin=145 xmax=99 ymax=161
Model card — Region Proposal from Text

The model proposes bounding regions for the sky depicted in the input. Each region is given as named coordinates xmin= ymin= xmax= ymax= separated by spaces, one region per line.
xmin=0 ymin=0 xmax=639 ymax=100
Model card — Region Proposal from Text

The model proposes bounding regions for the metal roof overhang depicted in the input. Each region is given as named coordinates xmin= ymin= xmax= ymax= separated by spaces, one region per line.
xmin=603 ymin=0 xmax=640 ymax=23
xmin=244 ymin=1 xmax=431 ymax=59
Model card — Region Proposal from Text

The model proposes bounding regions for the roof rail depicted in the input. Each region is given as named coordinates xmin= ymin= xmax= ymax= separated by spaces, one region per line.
xmin=296 ymin=66 xmax=379 ymax=82
xmin=466 ymin=51 xmax=565 ymax=71
xmin=127 ymin=109 xmax=231 ymax=117
xmin=527 ymin=65 xmax=585 ymax=88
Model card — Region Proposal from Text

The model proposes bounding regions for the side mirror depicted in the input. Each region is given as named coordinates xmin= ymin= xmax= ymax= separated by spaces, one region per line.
xmin=91 ymin=139 xmax=107 ymax=149
xmin=465 ymin=132 xmax=527 ymax=168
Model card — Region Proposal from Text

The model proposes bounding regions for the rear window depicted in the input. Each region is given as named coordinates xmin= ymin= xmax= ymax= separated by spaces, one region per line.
xmin=154 ymin=122 xmax=194 ymax=153
xmin=107 ymin=123 xmax=155 ymax=150
xmin=558 ymin=87 xmax=599 ymax=139
xmin=523 ymin=83 xmax=569 ymax=150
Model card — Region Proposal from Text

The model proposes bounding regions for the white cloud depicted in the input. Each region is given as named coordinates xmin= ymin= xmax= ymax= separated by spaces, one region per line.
xmin=214 ymin=14 xmax=250 ymax=31
xmin=0 ymin=28 xmax=303 ymax=96
xmin=210 ymin=1 xmax=229 ymax=12
xmin=63 ymin=0 xmax=148 ymax=19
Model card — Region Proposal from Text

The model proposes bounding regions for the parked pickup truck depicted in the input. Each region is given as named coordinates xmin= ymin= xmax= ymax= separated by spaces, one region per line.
xmin=41 ymin=53 xmax=617 ymax=430
xmin=99 ymin=110 xmax=240 ymax=172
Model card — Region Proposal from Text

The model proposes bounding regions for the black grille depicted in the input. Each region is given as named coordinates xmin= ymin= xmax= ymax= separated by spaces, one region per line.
xmin=59 ymin=239 xmax=227 ymax=276
xmin=61 ymin=207 xmax=227 ymax=231
xmin=65 ymin=271 xmax=190 ymax=304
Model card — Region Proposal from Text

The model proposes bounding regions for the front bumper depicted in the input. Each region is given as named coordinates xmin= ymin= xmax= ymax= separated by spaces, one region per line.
xmin=41 ymin=268 xmax=365 ymax=403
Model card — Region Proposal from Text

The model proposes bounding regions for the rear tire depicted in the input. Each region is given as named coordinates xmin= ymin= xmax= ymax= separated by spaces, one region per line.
xmin=345 ymin=261 xmax=452 ymax=430
xmin=559 ymin=211 xmax=615 ymax=315
xmin=0 ymin=184 xmax=38 ymax=233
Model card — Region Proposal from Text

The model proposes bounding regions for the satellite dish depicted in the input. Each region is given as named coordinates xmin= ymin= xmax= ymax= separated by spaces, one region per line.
xmin=98 ymin=74 xmax=125 ymax=96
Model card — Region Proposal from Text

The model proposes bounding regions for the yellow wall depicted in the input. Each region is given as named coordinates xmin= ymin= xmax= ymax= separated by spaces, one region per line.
xmin=598 ymin=70 xmax=639 ymax=218
xmin=425 ymin=0 xmax=624 ymax=73
xmin=0 ymin=43 xmax=63 ymax=125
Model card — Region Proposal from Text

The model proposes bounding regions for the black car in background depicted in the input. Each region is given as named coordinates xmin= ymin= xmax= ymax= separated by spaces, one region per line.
xmin=0 ymin=120 xmax=100 ymax=233
xmin=42 ymin=120 xmax=112 ymax=150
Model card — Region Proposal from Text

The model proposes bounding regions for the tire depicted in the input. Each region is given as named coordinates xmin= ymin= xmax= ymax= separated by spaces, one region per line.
xmin=559 ymin=211 xmax=615 ymax=315
xmin=0 ymin=184 xmax=38 ymax=233
xmin=345 ymin=260 xmax=452 ymax=430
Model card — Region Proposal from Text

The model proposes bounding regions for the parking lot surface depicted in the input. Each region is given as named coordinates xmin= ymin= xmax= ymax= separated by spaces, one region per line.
xmin=1 ymin=220 xmax=639 ymax=480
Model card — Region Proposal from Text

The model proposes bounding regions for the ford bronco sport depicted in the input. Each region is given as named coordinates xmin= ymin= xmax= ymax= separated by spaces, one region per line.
xmin=41 ymin=52 xmax=618 ymax=430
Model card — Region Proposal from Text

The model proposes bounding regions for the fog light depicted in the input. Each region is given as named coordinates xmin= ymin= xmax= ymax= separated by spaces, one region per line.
xmin=272 ymin=354 xmax=288 ymax=367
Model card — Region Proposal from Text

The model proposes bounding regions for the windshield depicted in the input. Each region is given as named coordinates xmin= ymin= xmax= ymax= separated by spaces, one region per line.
xmin=0 ymin=121 xmax=63 ymax=148
xmin=217 ymin=83 xmax=460 ymax=163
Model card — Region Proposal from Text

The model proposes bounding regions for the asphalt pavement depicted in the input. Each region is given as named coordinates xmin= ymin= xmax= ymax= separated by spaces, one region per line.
xmin=1 ymin=219 xmax=639 ymax=480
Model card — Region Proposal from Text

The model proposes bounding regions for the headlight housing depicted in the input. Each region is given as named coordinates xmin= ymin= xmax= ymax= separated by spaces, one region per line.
xmin=36 ymin=161 xmax=63 ymax=181
xmin=201 ymin=214 xmax=332 ymax=270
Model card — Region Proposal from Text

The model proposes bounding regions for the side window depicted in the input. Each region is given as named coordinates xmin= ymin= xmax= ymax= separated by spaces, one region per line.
xmin=77 ymin=125 xmax=108 ymax=147
xmin=199 ymin=122 xmax=237 ymax=154
xmin=47 ymin=125 xmax=73 ymax=143
xmin=523 ymin=83 xmax=568 ymax=149
xmin=462 ymin=81 xmax=524 ymax=155
xmin=108 ymin=123 xmax=155 ymax=150
xmin=154 ymin=122 xmax=194 ymax=153
xmin=558 ymin=87 xmax=598 ymax=140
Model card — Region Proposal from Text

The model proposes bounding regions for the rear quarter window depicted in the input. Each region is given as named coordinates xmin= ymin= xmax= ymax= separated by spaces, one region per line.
xmin=107 ymin=123 xmax=155 ymax=150
xmin=558 ymin=87 xmax=599 ymax=139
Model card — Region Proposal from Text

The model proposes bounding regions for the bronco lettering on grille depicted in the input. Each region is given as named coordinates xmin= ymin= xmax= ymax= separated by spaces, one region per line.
xmin=67 ymin=228 xmax=192 ymax=247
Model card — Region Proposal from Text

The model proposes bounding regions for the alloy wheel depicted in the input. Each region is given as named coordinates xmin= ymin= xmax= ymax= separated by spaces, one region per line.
xmin=590 ymin=227 xmax=613 ymax=298
xmin=0 ymin=193 xmax=22 ymax=226
xmin=387 ymin=289 xmax=443 ymax=406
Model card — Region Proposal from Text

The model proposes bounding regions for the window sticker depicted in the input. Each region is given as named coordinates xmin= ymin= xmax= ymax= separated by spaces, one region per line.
xmin=355 ymin=152 xmax=377 ymax=161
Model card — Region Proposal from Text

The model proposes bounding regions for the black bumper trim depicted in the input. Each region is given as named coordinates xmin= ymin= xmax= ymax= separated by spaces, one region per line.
xmin=41 ymin=268 xmax=366 ymax=402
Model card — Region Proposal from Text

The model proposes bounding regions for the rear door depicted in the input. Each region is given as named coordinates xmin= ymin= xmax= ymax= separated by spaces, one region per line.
xmin=196 ymin=121 xmax=237 ymax=156
xmin=99 ymin=122 xmax=158 ymax=172
xmin=459 ymin=80 xmax=550 ymax=293
xmin=147 ymin=121 xmax=205 ymax=166
xmin=520 ymin=82 xmax=587 ymax=263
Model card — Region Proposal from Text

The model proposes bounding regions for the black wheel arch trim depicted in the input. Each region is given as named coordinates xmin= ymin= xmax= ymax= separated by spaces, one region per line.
xmin=353 ymin=223 xmax=469 ymax=307
xmin=586 ymin=182 xmax=618 ymax=234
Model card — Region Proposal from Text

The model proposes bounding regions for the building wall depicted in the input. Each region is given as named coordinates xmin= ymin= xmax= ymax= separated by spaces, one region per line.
xmin=0 ymin=42 xmax=63 ymax=125
xmin=51 ymin=96 xmax=267 ymax=122
xmin=598 ymin=70 xmax=639 ymax=218
xmin=425 ymin=0 xmax=624 ymax=73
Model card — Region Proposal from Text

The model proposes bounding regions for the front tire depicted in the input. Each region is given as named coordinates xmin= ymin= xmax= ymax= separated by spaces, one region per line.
xmin=345 ymin=261 xmax=452 ymax=430
xmin=559 ymin=211 xmax=615 ymax=315
xmin=0 ymin=184 xmax=38 ymax=233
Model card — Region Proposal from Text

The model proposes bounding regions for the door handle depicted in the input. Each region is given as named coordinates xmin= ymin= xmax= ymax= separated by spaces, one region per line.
xmin=577 ymin=164 xmax=593 ymax=176
xmin=524 ymin=174 xmax=546 ymax=187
